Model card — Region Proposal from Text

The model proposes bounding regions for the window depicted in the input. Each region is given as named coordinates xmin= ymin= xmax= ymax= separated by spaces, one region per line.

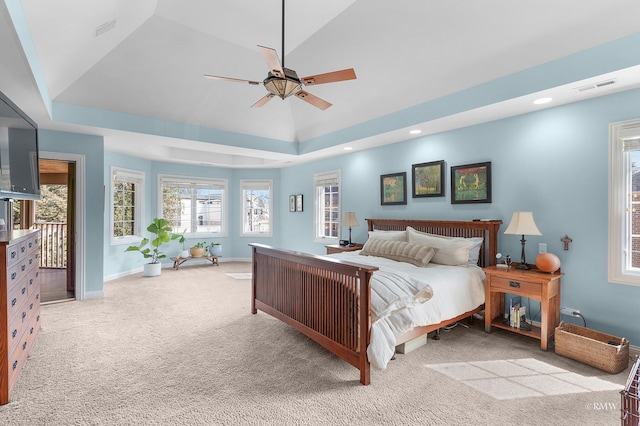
xmin=314 ymin=170 xmax=341 ymax=242
xmin=111 ymin=167 xmax=144 ymax=245
xmin=609 ymin=119 xmax=640 ymax=286
xmin=240 ymin=179 xmax=272 ymax=237
xmin=159 ymin=175 xmax=228 ymax=236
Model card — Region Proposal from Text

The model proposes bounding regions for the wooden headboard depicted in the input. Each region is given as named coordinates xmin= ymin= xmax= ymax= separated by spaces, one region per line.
xmin=366 ymin=218 xmax=502 ymax=267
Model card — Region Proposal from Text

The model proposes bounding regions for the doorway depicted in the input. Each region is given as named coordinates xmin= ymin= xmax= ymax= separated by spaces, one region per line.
xmin=14 ymin=159 xmax=76 ymax=303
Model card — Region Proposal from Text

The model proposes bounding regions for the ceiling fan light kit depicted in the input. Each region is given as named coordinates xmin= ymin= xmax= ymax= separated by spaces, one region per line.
xmin=263 ymin=68 xmax=302 ymax=99
xmin=204 ymin=0 xmax=356 ymax=110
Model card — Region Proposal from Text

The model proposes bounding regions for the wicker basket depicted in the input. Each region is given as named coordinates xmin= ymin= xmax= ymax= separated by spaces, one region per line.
xmin=555 ymin=321 xmax=629 ymax=374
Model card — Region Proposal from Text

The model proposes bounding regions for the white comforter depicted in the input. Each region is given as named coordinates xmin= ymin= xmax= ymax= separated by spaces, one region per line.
xmin=329 ymin=251 xmax=486 ymax=369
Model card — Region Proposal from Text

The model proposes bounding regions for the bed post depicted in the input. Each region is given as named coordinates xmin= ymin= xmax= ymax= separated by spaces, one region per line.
xmin=359 ymin=268 xmax=374 ymax=385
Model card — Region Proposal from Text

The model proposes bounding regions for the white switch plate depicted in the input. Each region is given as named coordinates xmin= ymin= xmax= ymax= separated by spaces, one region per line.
xmin=538 ymin=243 xmax=547 ymax=254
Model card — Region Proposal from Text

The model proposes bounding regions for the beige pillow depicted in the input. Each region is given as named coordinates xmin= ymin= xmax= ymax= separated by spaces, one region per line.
xmin=360 ymin=238 xmax=437 ymax=267
xmin=367 ymin=230 xmax=407 ymax=242
xmin=406 ymin=226 xmax=473 ymax=266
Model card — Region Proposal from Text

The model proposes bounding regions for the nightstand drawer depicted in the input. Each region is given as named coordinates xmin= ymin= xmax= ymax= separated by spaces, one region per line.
xmin=490 ymin=276 xmax=541 ymax=297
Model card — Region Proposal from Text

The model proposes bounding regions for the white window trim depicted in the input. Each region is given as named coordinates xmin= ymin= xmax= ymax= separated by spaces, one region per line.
xmin=158 ymin=174 xmax=228 ymax=238
xmin=110 ymin=166 xmax=144 ymax=246
xmin=608 ymin=118 xmax=640 ymax=286
xmin=240 ymin=179 xmax=273 ymax=237
xmin=313 ymin=169 xmax=341 ymax=244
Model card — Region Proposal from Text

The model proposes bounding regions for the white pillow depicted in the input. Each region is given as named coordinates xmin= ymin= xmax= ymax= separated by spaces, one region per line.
xmin=367 ymin=230 xmax=407 ymax=242
xmin=466 ymin=237 xmax=484 ymax=265
xmin=406 ymin=226 xmax=474 ymax=266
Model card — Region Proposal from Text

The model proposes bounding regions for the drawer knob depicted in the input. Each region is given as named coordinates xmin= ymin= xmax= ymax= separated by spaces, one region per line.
xmin=12 ymin=360 xmax=17 ymax=371
xmin=30 ymin=303 xmax=34 ymax=310
xmin=21 ymin=246 xmax=25 ymax=253
xmin=30 ymin=327 xmax=34 ymax=335
xmin=11 ymin=272 xmax=16 ymax=280
xmin=11 ymin=297 xmax=16 ymax=307
xmin=22 ymin=341 xmax=27 ymax=350
xmin=21 ymin=265 xmax=26 ymax=271
xmin=29 ymin=278 xmax=33 ymax=285
xmin=509 ymin=281 xmax=521 ymax=288
xmin=11 ymin=251 xmax=17 ymax=259
xmin=12 ymin=329 xmax=17 ymax=338
xmin=22 ymin=312 xmax=27 ymax=321
xmin=22 ymin=287 xmax=26 ymax=295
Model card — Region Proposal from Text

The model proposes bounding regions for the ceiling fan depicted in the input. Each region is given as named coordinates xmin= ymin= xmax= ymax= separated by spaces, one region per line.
xmin=203 ymin=0 xmax=356 ymax=110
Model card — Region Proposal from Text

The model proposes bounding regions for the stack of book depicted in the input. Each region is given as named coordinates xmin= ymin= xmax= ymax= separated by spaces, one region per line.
xmin=509 ymin=296 xmax=526 ymax=329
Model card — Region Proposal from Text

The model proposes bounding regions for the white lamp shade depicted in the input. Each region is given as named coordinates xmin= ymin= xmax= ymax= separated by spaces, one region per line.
xmin=504 ymin=211 xmax=541 ymax=236
xmin=341 ymin=212 xmax=359 ymax=227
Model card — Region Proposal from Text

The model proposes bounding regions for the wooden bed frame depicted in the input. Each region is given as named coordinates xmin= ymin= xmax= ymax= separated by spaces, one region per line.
xmin=250 ymin=218 xmax=502 ymax=385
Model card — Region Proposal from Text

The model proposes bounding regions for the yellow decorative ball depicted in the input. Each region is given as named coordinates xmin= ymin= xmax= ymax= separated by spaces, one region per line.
xmin=535 ymin=253 xmax=561 ymax=273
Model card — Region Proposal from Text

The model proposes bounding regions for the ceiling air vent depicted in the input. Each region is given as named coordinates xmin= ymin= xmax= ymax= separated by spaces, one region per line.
xmin=94 ymin=19 xmax=117 ymax=38
xmin=574 ymin=79 xmax=617 ymax=92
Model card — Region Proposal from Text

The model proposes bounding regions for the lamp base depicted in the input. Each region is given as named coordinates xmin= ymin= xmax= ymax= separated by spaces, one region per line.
xmin=516 ymin=263 xmax=530 ymax=270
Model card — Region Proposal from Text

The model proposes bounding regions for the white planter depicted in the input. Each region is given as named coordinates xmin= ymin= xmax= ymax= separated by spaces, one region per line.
xmin=179 ymin=249 xmax=190 ymax=258
xmin=143 ymin=262 xmax=162 ymax=277
xmin=210 ymin=244 xmax=222 ymax=256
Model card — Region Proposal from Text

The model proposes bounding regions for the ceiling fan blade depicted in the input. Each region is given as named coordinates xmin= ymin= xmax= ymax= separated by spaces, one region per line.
xmin=257 ymin=45 xmax=285 ymax=78
xmin=295 ymin=90 xmax=332 ymax=110
xmin=251 ymin=93 xmax=275 ymax=108
xmin=203 ymin=74 xmax=261 ymax=85
xmin=301 ymin=68 xmax=356 ymax=86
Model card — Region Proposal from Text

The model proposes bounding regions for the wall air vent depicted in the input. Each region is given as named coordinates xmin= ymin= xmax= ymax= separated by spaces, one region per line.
xmin=94 ymin=19 xmax=117 ymax=38
xmin=574 ymin=79 xmax=617 ymax=92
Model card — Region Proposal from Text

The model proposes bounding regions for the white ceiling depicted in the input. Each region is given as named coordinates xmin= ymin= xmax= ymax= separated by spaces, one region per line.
xmin=4 ymin=0 xmax=640 ymax=168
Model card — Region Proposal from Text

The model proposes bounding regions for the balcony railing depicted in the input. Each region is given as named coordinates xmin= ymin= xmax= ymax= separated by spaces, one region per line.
xmin=32 ymin=222 xmax=67 ymax=269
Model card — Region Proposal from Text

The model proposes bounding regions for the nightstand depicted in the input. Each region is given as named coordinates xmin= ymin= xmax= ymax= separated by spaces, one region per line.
xmin=325 ymin=243 xmax=363 ymax=255
xmin=483 ymin=265 xmax=563 ymax=350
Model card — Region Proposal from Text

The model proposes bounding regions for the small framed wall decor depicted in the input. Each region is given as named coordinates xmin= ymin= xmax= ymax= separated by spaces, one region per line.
xmin=450 ymin=161 xmax=492 ymax=204
xmin=380 ymin=172 xmax=407 ymax=205
xmin=412 ymin=160 xmax=445 ymax=198
xmin=296 ymin=194 xmax=303 ymax=212
xmin=289 ymin=195 xmax=296 ymax=212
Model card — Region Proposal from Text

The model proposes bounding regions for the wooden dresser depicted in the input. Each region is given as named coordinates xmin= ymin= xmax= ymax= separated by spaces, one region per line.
xmin=0 ymin=229 xmax=41 ymax=405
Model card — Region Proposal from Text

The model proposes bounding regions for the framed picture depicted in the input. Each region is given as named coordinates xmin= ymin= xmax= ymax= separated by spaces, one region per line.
xmin=296 ymin=194 xmax=303 ymax=212
xmin=380 ymin=172 xmax=407 ymax=205
xmin=450 ymin=161 xmax=492 ymax=204
xmin=412 ymin=160 xmax=445 ymax=198
xmin=289 ymin=195 xmax=296 ymax=212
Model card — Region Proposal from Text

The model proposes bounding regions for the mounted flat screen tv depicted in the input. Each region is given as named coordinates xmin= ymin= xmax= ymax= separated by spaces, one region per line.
xmin=0 ymin=90 xmax=40 ymax=200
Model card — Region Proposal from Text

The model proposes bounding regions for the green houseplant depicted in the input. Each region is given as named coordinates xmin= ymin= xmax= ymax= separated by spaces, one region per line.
xmin=125 ymin=218 xmax=182 ymax=276
xmin=190 ymin=241 xmax=207 ymax=258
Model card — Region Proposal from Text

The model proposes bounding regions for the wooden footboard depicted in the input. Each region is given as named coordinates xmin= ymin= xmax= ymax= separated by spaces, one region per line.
xmin=250 ymin=243 xmax=378 ymax=384
xmin=251 ymin=219 xmax=502 ymax=385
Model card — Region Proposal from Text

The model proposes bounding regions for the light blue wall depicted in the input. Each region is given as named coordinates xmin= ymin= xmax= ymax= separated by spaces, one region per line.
xmin=104 ymin=154 xmax=281 ymax=278
xmin=280 ymin=88 xmax=640 ymax=347
xmin=99 ymin=88 xmax=640 ymax=346
xmin=38 ymin=129 xmax=104 ymax=294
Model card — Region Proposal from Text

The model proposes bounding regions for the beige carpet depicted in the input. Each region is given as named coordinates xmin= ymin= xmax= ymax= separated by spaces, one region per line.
xmin=0 ymin=262 xmax=631 ymax=425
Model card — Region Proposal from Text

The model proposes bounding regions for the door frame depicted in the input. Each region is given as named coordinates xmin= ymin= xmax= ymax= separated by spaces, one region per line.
xmin=40 ymin=151 xmax=86 ymax=300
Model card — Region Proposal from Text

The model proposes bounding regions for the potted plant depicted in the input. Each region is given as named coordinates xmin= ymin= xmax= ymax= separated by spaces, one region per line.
xmin=176 ymin=230 xmax=190 ymax=258
xmin=209 ymin=242 xmax=222 ymax=257
xmin=190 ymin=241 xmax=207 ymax=258
xmin=125 ymin=217 xmax=182 ymax=276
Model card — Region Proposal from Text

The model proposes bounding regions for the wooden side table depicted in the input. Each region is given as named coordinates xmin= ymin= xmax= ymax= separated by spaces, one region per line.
xmin=483 ymin=265 xmax=563 ymax=350
xmin=325 ymin=243 xmax=363 ymax=255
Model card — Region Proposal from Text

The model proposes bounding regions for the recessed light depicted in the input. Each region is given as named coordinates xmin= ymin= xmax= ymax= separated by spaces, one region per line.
xmin=343 ymin=147 xmax=353 ymax=151
xmin=533 ymin=97 xmax=552 ymax=105
xmin=409 ymin=129 xmax=422 ymax=135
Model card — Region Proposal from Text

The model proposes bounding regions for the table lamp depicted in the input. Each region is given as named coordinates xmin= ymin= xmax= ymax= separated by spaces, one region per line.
xmin=504 ymin=211 xmax=541 ymax=270
xmin=341 ymin=212 xmax=359 ymax=247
